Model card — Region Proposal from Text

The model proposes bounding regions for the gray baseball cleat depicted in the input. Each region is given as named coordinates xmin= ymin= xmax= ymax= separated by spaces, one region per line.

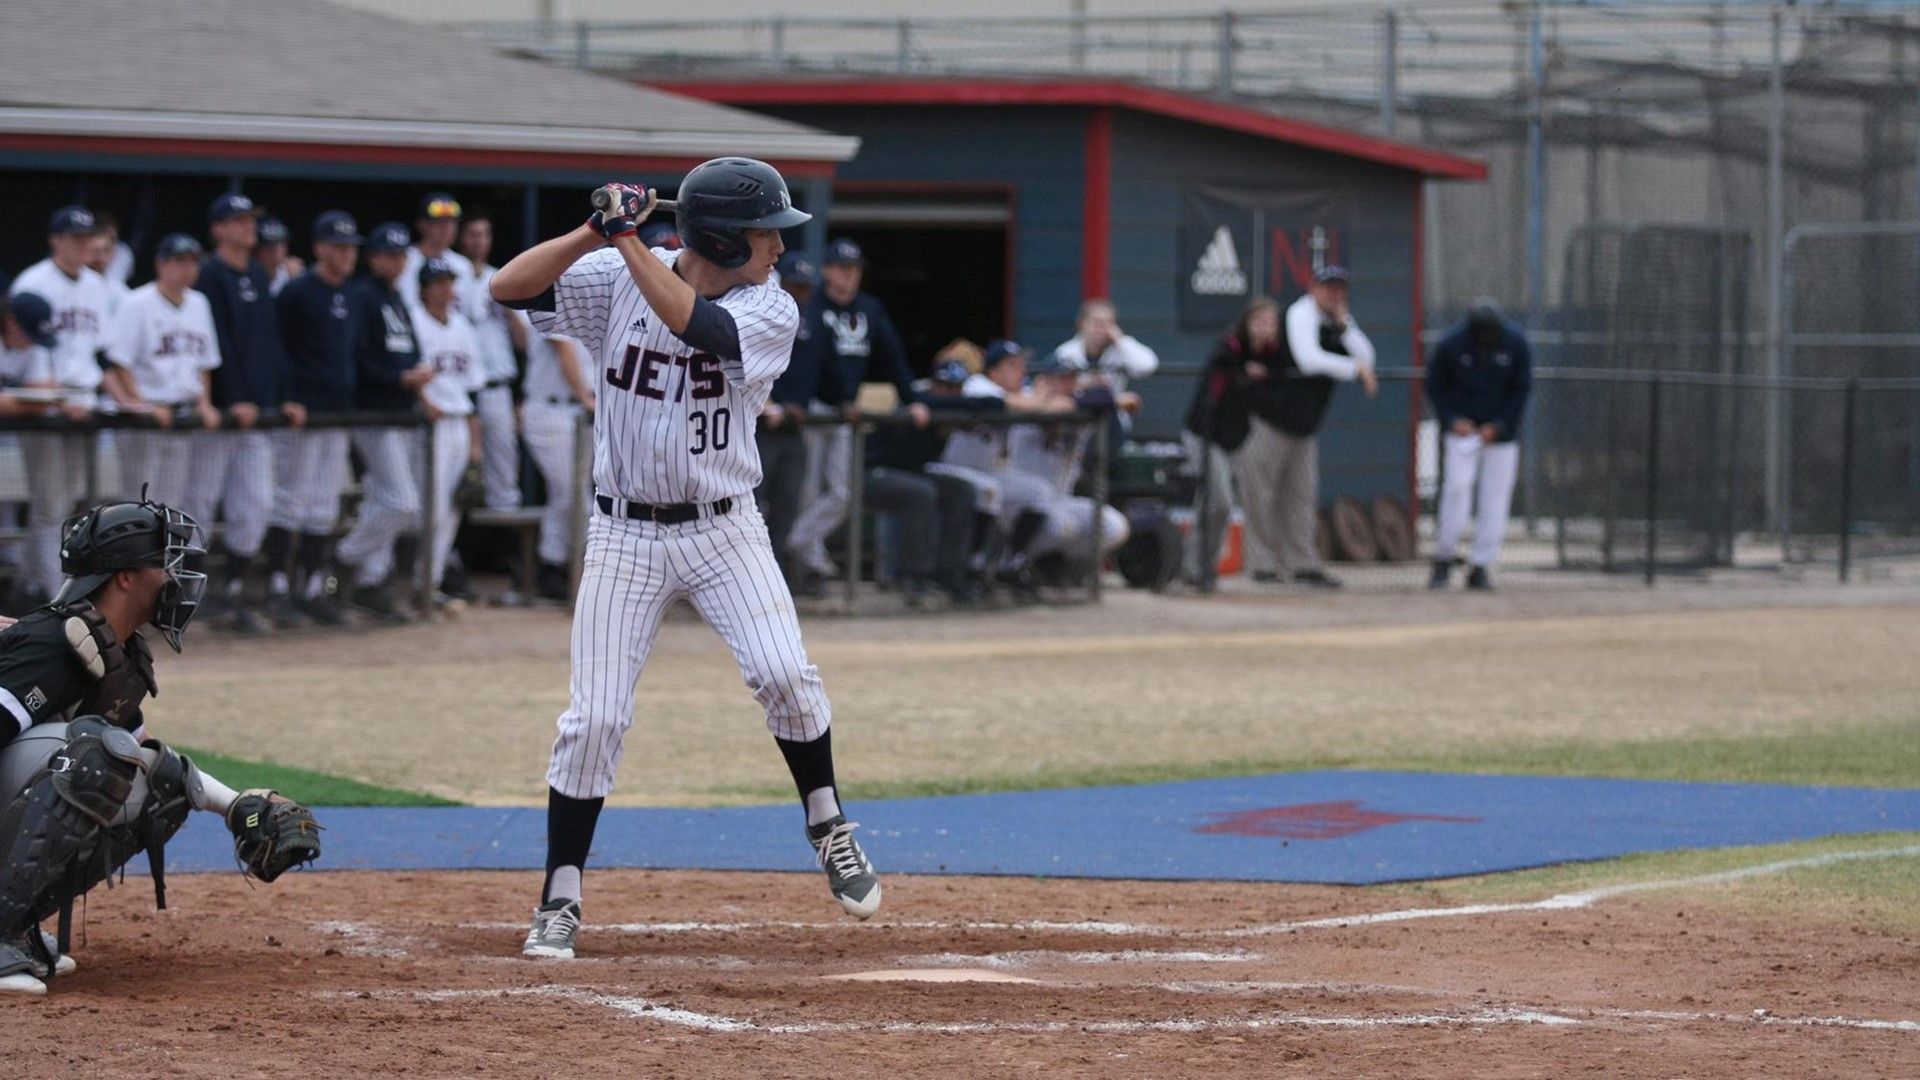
xmin=808 ymin=815 xmax=882 ymax=920
xmin=0 ymin=938 xmax=45 ymax=995
xmin=522 ymin=898 xmax=582 ymax=959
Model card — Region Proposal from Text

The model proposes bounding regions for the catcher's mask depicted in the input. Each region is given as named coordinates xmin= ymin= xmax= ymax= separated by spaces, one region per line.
xmin=52 ymin=493 xmax=208 ymax=652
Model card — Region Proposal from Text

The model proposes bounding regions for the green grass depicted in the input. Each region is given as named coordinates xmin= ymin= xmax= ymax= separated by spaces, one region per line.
xmin=181 ymin=747 xmax=458 ymax=807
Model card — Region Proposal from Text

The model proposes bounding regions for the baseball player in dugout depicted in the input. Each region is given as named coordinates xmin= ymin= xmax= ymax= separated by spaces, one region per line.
xmin=267 ymin=211 xmax=367 ymax=626
xmin=190 ymin=192 xmax=300 ymax=636
xmin=1426 ymin=298 xmax=1533 ymax=591
xmin=491 ymin=158 xmax=881 ymax=961
xmin=0 ymin=498 xmax=321 ymax=997
xmin=337 ymin=222 xmax=434 ymax=624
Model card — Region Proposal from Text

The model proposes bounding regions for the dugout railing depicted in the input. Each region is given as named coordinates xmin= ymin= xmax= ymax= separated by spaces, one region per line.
xmin=0 ymin=409 xmax=435 ymax=613
xmin=565 ymin=408 xmax=1111 ymax=610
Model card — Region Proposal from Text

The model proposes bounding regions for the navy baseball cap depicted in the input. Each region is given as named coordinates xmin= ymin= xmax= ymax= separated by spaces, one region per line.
xmin=366 ymin=221 xmax=410 ymax=253
xmin=48 ymin=205 xmax=100 ymax=236
xmin=417 ymin=256 xmax=458 ymax=287
xmin=208 ymin=192 xmax=258 ymax=223
xmin=313 ymin=210 xmax=364 ymax=246
xmin=418 ymin=192 xmax=462 ymax=220
xmin=6 ymin=291 xmax=59 ymax=348
xmin=932 ymin=358 xmax=970 ymax=385
xmin=155 ymin=233 xmax=204 ymax=260
xmin=640 ymin=221 xmax=682 ymax=250
xmin=256 ymin=216 xmax=289 ymax=246
xmin=1313 ymin=265 xmax=1350 ymax=284
xmin=982 ymin=338 xmax=1027 ymax=371
xmin=823 ymin=238 xmax=865 ymax=266
xmin=776 ymin=252 xmax=819 ymax=288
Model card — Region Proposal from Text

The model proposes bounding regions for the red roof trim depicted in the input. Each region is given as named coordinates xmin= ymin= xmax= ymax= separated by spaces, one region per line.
xmin=656 ymin=79 xmax=1486 ymax=180
xmin=0 ymin=133 xmax=838 ymax=177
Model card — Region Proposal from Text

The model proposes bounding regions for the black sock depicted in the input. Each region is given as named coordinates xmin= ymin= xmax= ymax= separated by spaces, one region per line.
xmin=776 ymin=731 xmax=840 ymax=825
xmin=1008 ymin=510 xmax=1048 ymax=554
xmin=294 ymin=532 xmax=328 ymax=597
xmin=543 ymin=786 xmax=604 ymax=902
xmin=260 ymin=526 xmax=294 ymax=589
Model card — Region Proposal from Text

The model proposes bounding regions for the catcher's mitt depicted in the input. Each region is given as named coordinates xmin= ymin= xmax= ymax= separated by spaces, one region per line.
xmin=226 ymin=789 xmax=323 ymax=882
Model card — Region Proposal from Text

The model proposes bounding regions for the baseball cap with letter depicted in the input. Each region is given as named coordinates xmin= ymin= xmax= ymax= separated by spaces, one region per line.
xmin=6 ymin=292 xmax=59 ymax=348
xmin=366 ymin=221 xmax=411 ymax=253
xmin=48 ymin=205 xmax=100 ymax=236
xmin=208 ymin=192 xmax=257 ymax=223
xmin=982 ymin=338 xmax=1028 ymax=371
xmin=418 ymin=192 xmax=462 ymax=220
xmin=1313 ymin=265 xmax=1350 ymax=285
xmin=313 ymin=210 xmax=365 ymax=246
xmin=932 ymin=359 xmax=970 ymax=385
xmin=823 ymin=237 xmax=865 ymax=266
xmin=775 ymin=252 xmax=819 ymax=288
xmin=416 ymin=256 xmax=458 ymax=288
xmin=256 ymin=216 xmax=290 ymax=246
xmin=155 ymin=233 xmax=204 ymax=260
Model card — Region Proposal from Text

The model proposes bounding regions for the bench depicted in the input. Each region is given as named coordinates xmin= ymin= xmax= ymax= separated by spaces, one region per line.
xmin=462 ymin=506 xmax=549 ymax=605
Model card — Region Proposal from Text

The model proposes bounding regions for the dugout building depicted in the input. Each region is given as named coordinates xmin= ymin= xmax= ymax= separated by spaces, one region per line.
xmin=655 ymin=79 xmax=1485 ymax=503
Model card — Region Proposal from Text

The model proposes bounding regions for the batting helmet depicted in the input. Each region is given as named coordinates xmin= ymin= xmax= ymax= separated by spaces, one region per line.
xmin=53 ymin=497 xmax=207 ymax=653
xmin=675 ymin=157 xmax=811 ymax=270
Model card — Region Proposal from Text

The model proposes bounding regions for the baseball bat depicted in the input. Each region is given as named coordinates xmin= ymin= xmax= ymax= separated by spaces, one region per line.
xmin=591 ymin=185 xmax=676 ymax=215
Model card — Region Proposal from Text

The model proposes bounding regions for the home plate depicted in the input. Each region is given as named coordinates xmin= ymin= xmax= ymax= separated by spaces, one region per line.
xmin=824 ymin=968 xmax=1041 ymax=984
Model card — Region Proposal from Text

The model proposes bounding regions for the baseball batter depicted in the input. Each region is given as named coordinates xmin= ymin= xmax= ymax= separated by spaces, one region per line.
xmin=491 ymin=159 xmax=879 ymax=960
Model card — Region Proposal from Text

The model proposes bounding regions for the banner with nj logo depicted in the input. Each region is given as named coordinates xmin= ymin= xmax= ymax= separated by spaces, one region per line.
xmin=1179 ymin=184 xmax=1351 ymax=331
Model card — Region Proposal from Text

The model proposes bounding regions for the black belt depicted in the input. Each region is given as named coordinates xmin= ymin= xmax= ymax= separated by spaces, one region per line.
xmin=595 ymin=493 xmax=732 ymax=525
xmin=539 ymin=395 xmax=577 ymax=406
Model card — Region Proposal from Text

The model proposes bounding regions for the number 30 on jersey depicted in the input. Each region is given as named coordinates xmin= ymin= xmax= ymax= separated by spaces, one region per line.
xmin=608 ymin=345 xmax=732 ymax=454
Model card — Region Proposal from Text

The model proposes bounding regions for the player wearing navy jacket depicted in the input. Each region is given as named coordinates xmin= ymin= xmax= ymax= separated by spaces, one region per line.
xmin=1425 ymin=298 xmax=1533 ymax=590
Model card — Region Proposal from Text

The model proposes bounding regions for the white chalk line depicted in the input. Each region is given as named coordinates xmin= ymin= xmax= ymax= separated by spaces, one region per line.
xmin=453 ymin=842 xmax=1920 ymax=943
xmin=896 ymin=949 xmax=1255 ymax=969
xmin=316 ymin=986 xmax=1920 ymax=1037
xmin=1219 ymin=842 xmax=1920 ymax=938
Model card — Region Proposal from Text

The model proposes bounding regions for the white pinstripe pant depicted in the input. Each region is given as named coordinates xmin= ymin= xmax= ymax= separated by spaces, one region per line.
xmin=546 ymin=503 xmax=831 ymax=800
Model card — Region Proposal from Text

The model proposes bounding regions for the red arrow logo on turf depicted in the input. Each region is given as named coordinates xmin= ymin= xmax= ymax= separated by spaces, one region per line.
xmin=1196 ymin=801 xmax=1481 ymax=841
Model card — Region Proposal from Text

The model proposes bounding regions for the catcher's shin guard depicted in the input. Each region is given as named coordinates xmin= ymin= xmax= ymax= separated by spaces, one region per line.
xmin=0 ymin=718 xmax=141 ymax=944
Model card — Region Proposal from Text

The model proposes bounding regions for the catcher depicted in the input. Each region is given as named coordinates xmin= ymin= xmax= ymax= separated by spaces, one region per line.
xmin=0 ymin=496 xmax=321 ymax=995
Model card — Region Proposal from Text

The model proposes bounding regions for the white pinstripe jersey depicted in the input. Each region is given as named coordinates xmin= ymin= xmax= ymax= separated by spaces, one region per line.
xmin=411 ymin=306 xmax=485 ymax=417
xmin=531 ymin=246 xmax=799 ymax=504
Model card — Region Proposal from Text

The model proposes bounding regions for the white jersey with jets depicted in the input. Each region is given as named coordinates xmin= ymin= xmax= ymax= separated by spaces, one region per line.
xmin=531 ymin=245 xmax=798 ymax=505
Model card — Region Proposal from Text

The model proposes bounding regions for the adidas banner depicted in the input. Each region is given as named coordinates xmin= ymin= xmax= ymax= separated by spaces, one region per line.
xmin=1179 ymin=185 xmax=1350 ymax=331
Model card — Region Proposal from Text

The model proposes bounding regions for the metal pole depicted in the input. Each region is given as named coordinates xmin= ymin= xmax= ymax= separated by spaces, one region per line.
xmin=843 ymin=420 xmax=864 ymax=607
xmin=896 ymin=19 xmax=910 ymax=72
xmin=1217 ymin=9 xmax=1236 ymax=96
xmin=1070 ymin=0 xmax=1087 ymax=72
xmin=1838 ymin=378 xmax=1858 ymax=582
xmin=1380 ymin=6 xmax=1399 ymax=135
xmin=1645 ymin=378 xmax=1660 ymax=587
xmin=1525 ymin=1 xmax=1547 ymax=327
xmin=1766 ymin=3 xmax=1788 ymax=555
xmin=574 ymin=20 xmax=590 ymax=70
xmin=1089 ymin=417 xmax=1109 ymax=604
xmin=770 ymin=16 xmax=786 ymax=67
xmin=569 ymin=409 xmax=591 ymax=595
xmin=421 ymin=419 xmax=438 ymax=612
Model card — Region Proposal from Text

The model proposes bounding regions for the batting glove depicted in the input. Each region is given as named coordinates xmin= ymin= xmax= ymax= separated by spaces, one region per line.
xmin=589 ymin=182 xmax=652 ymax=242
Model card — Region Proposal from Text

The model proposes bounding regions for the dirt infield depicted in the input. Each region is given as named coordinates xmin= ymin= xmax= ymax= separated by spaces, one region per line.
xmin=7 ymin=863 xmax=1919 ymax=1078
xmin=151 ymin=586 xmax=1920 ymax=805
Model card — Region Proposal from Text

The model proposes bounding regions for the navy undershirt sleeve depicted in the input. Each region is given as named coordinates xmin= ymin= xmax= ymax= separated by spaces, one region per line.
xmin=681 ymin=296 xmax=741 ymax=360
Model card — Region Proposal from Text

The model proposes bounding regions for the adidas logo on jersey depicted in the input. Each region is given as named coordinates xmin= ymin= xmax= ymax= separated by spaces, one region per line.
xmin=629 ymin=317 xmax=649 ymax=334
xmin=1190 ymin=226 xmax=1249 ymax=296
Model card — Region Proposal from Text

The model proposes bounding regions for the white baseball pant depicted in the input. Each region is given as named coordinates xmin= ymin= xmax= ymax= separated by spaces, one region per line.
xmin=426 ymin=416 xmax=471 ymax=591
xmin=1033 ymin=497 xmax=1130 ymax=559
xmin=186 ymin=430 xmax=274 ymax=557
xmin=19 ymin=432 xmax=89 ymax=600
xmin=1434 ymin=433 xmax=1520 ymax=569
xmin=786 ymin=424 xmax=850 ymax=571
xmin=116 ymin=428 xmax=196 ymax=517
xmin=924 ymin=462 xmax=1002 ymax=515
xmin=522 ymin=401 xmax=584 ymax=565
xmin=269 ymin=429 xmax=351 ymax=535
xmin=546 ymin=504 xmax=831 ymax=801
xmin=475 ymin=384 xmax=520 ymax=510
xmin=338 ymin=427 xmax=423 ymax=587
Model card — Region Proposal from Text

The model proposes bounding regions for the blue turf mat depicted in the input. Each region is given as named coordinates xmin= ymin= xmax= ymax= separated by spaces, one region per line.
xmin=139 ymin=771 xmax=1920 ymax=885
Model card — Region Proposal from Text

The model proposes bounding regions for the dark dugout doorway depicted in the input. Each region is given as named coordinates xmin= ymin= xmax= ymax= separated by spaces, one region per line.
xmin=822 ymin=186 xmax=1010 ymax=377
